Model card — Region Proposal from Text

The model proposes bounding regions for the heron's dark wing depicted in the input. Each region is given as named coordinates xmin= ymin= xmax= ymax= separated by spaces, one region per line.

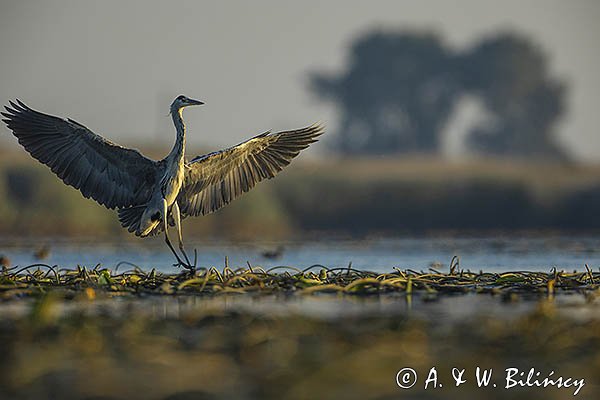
xmin=2 ymin=100 xmax=161 ymax=209
xmin=178 ymin=123 xmax=324 ymax=217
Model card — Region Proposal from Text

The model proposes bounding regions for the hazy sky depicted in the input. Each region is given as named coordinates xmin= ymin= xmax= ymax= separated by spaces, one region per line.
xmin=1 ymin=0 xmax=599 ymax=160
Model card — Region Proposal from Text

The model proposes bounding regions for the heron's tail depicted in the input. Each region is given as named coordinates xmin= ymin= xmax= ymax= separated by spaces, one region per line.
xmin=118 ymin=206 xmax=146 ymax=236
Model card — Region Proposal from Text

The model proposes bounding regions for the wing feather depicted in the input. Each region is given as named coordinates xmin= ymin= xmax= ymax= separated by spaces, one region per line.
xmin=178 ymin=123 xmax=324 ymax=217
xmin=2 ymin=100 xmax=162 ymax=209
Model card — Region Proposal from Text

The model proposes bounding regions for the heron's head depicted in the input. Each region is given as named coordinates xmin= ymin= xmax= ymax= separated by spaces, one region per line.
xmin=170 ymin=95 xmax=204 ymax=113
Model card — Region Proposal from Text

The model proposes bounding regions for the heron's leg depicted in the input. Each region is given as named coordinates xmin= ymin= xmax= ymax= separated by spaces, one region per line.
xmin=172 ymin=202 xmax=195 ymax=267
xmin=162 ymin=200 xmax=192 ymax=270
xmin=165 ymin=232 xmax=187 ymax=268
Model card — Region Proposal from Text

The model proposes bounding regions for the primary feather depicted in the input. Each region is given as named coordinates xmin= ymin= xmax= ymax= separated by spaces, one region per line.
xmin=2 ymin=100 xmax=161 ymax=209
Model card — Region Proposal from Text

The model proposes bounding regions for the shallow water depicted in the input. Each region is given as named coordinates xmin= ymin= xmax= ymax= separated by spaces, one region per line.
xmin=1 ymin=234 xmax=599 ymax=273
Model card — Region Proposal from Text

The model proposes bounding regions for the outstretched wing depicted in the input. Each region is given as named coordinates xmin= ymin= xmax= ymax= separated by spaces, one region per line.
xmin=2 ymin=100 xmax=162 ymax=209
xmin=178 ymin=122 xmax=324 ymax=217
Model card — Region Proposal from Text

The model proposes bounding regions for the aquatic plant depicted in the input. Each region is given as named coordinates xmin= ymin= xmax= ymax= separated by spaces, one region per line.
xmin=1 ymin=257 xmax=597 ymax=299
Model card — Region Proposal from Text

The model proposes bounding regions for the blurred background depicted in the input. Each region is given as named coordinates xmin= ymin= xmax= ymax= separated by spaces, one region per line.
xmin=1 ymin=1 xmax=600 ymax=251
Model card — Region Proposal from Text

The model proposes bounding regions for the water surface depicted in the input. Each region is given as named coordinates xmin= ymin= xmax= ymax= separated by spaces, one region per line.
xmin=2 ymin=234 xmax=599 ymax=273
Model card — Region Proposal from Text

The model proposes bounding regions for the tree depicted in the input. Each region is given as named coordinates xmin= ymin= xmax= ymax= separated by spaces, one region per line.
xmin=310 ymin=31 xmax=461 ymax=155
xmin=309 ymin=30 xmax=567 ymax=159
xmin=458 ymin=33 xmax=567 ymax=158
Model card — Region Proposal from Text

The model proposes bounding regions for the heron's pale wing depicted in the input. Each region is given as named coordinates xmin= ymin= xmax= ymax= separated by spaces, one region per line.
xmin=2 ymin=100 xmax=161 ymax=209
xmin=178 ymin=123 xmax=324 ymax=217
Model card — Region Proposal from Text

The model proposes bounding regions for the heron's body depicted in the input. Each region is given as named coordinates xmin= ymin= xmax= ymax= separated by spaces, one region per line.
xmin=2 ymin=96 xmax=324 ymax=270
xmin=136 ymin=108 xmax=187 ymax=237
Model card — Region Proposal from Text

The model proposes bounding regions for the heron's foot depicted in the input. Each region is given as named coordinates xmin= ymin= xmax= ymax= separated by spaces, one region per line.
xmin=181 ymin=248 xmax=198 ymax=267
xmin=172 ymin=249 xmax=197 ymax=273
xmin=172 ymin=260 xmax=195 ymax=273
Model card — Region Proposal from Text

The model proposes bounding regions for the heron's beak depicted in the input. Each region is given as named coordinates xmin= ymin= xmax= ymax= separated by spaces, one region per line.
xmin=188 ymin=98 xmax=204 ymax=106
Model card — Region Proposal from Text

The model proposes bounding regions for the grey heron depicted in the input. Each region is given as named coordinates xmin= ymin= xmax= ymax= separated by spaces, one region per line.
xmin=2 ymin=96 xmax=324 ymax=271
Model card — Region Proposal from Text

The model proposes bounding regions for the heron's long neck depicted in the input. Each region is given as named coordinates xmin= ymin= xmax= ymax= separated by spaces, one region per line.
xmin=168 ymin=109 xmax=186 ymax=164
